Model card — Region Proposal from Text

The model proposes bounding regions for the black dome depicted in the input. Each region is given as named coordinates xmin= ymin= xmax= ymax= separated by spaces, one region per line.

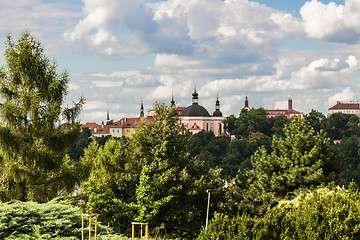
xmin=213 ymin=110 xmax=223 ymax=116
xmin=181 ymin=104 xmax=210 ymax=117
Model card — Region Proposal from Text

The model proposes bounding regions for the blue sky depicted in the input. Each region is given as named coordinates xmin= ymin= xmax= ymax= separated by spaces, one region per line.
xmin=0 ymin=0 xmax=359 ymax=123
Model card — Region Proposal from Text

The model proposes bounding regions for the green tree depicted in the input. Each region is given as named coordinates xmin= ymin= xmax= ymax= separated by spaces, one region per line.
xmin=305 ymin=109 xmax=328 ymax=133
xmin=228 ymin=116 xmax=338 ymax=216
xmin=271 ymin=115 xmax=289 ymax=137
xmin=199 ymin=184 xmax=360 ymax=240
xmin=67 ymin=127 xmax=92 ymax=161
xmin=347 ymin=115 xmax=360 ymax=136
xmin=233 ymin=108 xmax=273 ymax=139
xmin=328 ymin=112 xmax=352 ymax=140
xmin=82 ymin=102 xmax=225 ymax=238
xmin=0 ymin=31 xmax=84 ymax=202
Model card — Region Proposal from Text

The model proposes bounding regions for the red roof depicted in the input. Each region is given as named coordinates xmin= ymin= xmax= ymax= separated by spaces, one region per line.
xmin=329 ymin=103 xmax=359 ymax=110
xmin=119 ymin=117 xmax=155 ymax=128
xmin=81 ymin=117 xmax=155 ymax=134
xmin=176 ymin=107 xmax=186 ymax=115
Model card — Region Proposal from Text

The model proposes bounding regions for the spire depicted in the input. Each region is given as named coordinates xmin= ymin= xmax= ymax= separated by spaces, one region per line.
xmin=171 ymin=92 xmax=175 ymax=106
xmin=192 ymin=86 xmax=199 ymax=105
xmin=215 ymin=94 xmax=220 ymax=111
xmin=106 ymin=109 xmax=110 ymax=121
xmin=213 ymin=94 xmax=222 ymax=116
xmin=140 ymin=99 xmax=144 ymax=117
xmin=243 ymin=95 xmax=251 ymax=111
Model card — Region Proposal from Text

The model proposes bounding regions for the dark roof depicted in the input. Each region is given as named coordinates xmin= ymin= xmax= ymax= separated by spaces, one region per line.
xmin=213 ymin=110 xmax=223 ymax=116
xmin=329 ymin=103 xmax=359 ymax=110
xmin=181 ymin=104 xmax=210 ymax=117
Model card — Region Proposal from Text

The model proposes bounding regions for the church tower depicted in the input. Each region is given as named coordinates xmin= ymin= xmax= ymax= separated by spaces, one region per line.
xmin=213 ymin=94 xmax=223 ymax=116
xmin=140 ymin=99 xmax=144 ymax=117
xmin=243 ymin=96 xmax=251 ymax=111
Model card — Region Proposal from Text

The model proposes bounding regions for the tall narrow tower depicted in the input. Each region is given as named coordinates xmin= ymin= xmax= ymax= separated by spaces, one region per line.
xmin=213 ymin=94 xmax=223 ymax=116
xmin=171 ymin=92 xmax=175 ymax=106
xmin=140 ymin=99 xmax=144 ymax=117
xmin=288 ymin=98 xmax=293 ymax=110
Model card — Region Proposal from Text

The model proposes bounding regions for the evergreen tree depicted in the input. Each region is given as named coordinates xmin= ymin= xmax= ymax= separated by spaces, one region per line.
xmin=0 ymin=31 xmax=84 ymax=202
xmin=228 ymin=116 xmax=337 ymax=216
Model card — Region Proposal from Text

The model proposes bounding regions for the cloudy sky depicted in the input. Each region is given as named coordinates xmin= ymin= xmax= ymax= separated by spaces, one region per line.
xmin=1 ymin=0 xmax=359 ymax=123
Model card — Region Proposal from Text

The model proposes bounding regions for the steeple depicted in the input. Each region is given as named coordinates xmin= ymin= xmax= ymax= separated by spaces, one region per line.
xmin=140 ymin=99 xmax=144 ymax=117
xmin=106 ymin=110 xmax=110 ymax=121
xmin=171 ymin=92 xmax=175 ymax=106
xmin=243 ymin=95 xmax=251 ymax=111
xmin=213 ymin=94 xmax=222 ymax=116
xmin=192 ymin=86 xmax=199 ymax=105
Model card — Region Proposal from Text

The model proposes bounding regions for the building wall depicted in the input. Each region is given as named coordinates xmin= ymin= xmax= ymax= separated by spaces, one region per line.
xmin=328 ymin=109 xmax=360 ymax=116
xmin=122 ymin=128 xmax=137 ymax=137
xmin=109 ymin=127 xmax=123 ymax=137
xmin=181 ymin=116 xmax=225 ymax=136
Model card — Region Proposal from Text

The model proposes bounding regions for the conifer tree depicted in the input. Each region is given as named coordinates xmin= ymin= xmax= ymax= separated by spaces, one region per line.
xmin=228 ymin=116 xmax=337 ymax=216
xmin=0 ymin=31 xmax=84 ymax=202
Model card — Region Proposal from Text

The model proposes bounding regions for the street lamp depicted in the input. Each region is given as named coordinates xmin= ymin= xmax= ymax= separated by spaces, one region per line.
xmin=205 ymin=189 xmax=212 ymax=230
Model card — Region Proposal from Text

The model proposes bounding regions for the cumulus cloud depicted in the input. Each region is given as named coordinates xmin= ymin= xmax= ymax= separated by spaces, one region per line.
xmin=327 ymin=87 xmax=356 ymax=106
xmin=300 ymin=0 xmax=360 ymax=43
xmin=201 ymin=55 xmax=359 ymax=96
xmin=65 ymin=0 xmax=302 ymax=58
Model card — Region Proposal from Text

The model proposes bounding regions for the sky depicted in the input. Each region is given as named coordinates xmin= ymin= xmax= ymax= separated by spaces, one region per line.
xmin=1 ymin=0 xmax=359 ymax=123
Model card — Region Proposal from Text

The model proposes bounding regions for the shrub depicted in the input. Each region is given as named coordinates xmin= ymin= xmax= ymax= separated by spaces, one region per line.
xmin=199 ymin=184 xmax=360 ymax=240
xmin=0 ymin=198 xmax=126 ymax=239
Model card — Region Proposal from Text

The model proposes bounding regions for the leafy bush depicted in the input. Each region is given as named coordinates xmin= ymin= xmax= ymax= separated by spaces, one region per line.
xmin=0 ymin=198 xmax=126 ymax=239
xmin=199 ymin=184 xmax=360 ymax=239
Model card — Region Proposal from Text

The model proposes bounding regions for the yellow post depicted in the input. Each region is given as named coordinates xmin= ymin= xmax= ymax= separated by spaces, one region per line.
xmin=146 ymin=223 xmax=149 ymax=240
xmin=82 ymin=215 xmax=84 ymax=240
xmin=131 ymin=222 xmax=149 ymax=240
xmin=89 ymin=215 xmax=92 ymax=240
xmin=132 ymin=223 xmax=135 ymax=240
xmin=94 ymin=215 xmax=98 ymax=240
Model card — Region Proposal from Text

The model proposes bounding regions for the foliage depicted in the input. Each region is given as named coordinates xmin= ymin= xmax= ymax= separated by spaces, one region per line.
xmin=82 ymin=102 xmax=225 ymax=239
xmin=227 ymin=116 xmax=338 ymax=216
xmin=0 ymin=31 xmax=84 ymax=202
xmin=0 ymin=198 xmax=126 ymax=239
xmin=199 ymin=184 xmax=360 ymax=240
xmin=67 ymin=127 xmax=92 ymax=161
xmin=231 ymin=108 xmax=273 ymax=138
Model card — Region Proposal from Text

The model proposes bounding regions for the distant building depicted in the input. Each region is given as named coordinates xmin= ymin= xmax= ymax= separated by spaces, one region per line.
xmin=328 ymin=101 xmax=360 ymax=116
xmin=179 ymin=89 xmax=226 ymax=136
xmin=265 ymin=98 xmax=303 ymax=118
xmin=82 ymin=91 xmax=228 ymax=138
xmin=241 ymin=97 xmax=303 ymax=118
xmin=81 ymin=102 xmax=154 ymax=138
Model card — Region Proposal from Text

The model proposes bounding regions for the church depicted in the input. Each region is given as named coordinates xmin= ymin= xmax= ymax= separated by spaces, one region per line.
xmin=175 ymin=88 xmax=226 ymax=136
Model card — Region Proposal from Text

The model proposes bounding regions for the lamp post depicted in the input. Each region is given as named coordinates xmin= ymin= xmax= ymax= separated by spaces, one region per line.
xmin=205 ymin=189 xmax=212 ymax=230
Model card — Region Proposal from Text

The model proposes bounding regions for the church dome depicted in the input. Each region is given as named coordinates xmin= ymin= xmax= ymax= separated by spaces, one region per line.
xmin=181 ymin=88 xmax=210 ymax=117
xmin=181 ymin=104 xmax=210 ymax=117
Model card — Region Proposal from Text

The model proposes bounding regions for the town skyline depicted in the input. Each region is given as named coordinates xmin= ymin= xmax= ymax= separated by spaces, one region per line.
xmin=1 ymin=0 xmax=359 ymax=123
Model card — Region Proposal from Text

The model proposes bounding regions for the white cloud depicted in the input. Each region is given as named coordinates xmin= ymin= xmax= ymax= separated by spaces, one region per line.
xmin=201 ymin=55 xmax=359 ymax=97
xmin=327 ymin=87 xmax=356 ymax=106
xmin=85 ymin=100 xmax=108 ymax=110
xmin=300 ymin=0 xmax=360 ymax=43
